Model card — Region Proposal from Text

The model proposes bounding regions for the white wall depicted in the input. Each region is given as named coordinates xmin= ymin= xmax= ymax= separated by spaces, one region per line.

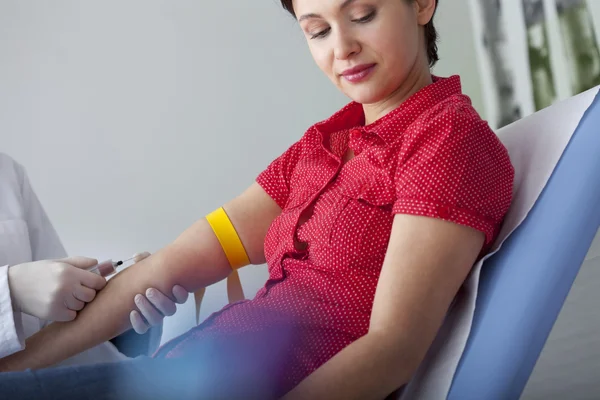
xmin=591 ymin=0 xmax=600 ymax=38
xmin=0 ymin=0 xmax=485 ymax=344
xmin=1 ymin=0 xmax=599 ymax=353
xmin=522 ymin=255 xmax=600 ymax=400
xmin=0 ymin=0 xmax=348 ymax=342
xmin=434 ymin=0 xmax=485 ymax=113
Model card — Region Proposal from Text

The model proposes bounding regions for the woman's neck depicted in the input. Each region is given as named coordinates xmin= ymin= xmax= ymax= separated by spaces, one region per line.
xmin=362 ymin=67 xmax=432 ymax=125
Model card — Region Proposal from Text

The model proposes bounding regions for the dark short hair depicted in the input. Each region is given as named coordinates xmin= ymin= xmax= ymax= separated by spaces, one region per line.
xmin=279 ymin=0 xmax=440 ymax=67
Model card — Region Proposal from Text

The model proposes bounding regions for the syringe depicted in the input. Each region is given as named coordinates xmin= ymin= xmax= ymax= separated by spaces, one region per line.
xmin=87 ymin=255 xmax=137 ymax=277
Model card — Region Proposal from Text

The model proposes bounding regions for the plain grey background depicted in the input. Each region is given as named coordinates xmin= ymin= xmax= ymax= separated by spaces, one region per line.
xmin=1 ymin=1 xmax=599 ymax=398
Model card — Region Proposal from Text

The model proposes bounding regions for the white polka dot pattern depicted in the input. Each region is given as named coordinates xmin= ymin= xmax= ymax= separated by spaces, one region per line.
xmin=154 ymin=76 xmax=515 ymax=394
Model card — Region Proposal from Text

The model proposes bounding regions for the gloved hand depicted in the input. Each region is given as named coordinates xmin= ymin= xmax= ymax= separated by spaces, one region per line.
xmin=7 ymin=256 xmax=107 ymax=322
xmin=127 ymin=252 xmax=189 ymax=334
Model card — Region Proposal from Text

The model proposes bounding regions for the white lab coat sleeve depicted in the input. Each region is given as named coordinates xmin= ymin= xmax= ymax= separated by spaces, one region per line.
xmin=0 ymin=161 xmax=67 ymax=359
xmin=0 ymin=158 xmax=127 ymax=364
xmin=0 ymin=264 xmax=26 ymax=358
xmin=18 ymin=164 xmax=67 ymax=261
xmin=18 ymin=164 xmax=127 ymax=365
xmin=18 ymin=164 xmax=66 ymax=335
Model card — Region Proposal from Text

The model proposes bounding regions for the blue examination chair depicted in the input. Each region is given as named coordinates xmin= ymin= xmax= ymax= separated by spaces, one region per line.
xmin=448 ymin=88 xmax=600 ymax=399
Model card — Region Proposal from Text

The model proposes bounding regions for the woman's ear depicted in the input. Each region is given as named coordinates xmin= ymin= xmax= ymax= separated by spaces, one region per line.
xmin=414 ymin=0 xmax=437 ymax=26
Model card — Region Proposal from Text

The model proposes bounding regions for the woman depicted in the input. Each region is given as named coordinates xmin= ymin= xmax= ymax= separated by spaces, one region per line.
xmin=0 ymin=0 xmax=514 ymax=399
xmin=0 ymin=153 xmax=183 ymax=364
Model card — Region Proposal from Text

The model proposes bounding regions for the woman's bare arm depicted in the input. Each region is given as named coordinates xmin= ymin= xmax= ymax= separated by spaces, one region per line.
xmin=0 ymin=183 xmax=280 ymax=371
xmin=283 ymin=214 xmax=484 ymax=400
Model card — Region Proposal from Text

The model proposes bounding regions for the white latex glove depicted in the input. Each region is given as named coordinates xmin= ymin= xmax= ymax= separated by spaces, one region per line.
xmin=7 ymin=256 xmax=107 ymax=322
xmin=128 ymin=252 xmax=189 ymax=334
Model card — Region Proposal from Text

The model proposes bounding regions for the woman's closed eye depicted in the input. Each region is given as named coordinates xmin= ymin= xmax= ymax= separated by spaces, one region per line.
xmin=310 ymin=27 xmax=331 ymax=39
xmin=351 ymin=11 xmax=376 ymax=24
xmin=308 ymin=11 xmax=377 ymax=40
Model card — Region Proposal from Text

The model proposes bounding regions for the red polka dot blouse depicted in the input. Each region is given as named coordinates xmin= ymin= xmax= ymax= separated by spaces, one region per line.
xmin=154 ymin=76 xmax=514 ymax=395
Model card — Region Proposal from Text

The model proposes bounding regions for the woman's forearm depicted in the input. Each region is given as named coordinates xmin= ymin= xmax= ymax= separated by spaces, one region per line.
xmin=0 ymin=219 xmax=232 ymax=372
xmin=283 ymin=332 xmax=413 ymax=400
xmin=0 ymin=184 xmax=280 ymax=372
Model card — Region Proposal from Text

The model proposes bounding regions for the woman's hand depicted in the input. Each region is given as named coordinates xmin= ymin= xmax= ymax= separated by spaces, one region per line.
xmin=127 ymin=252 xmax=189 ymax=334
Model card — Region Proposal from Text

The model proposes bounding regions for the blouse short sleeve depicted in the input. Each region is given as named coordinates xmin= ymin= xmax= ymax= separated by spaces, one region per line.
xmin=393 ymin=103 xmax=514 ymax=245
xmin=256 ymin=139 xmax=306 ymax=209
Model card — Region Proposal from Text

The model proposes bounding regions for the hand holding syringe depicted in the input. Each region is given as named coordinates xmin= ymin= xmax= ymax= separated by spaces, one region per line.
xmin=85 ymin=253 xmax=150 ymax=277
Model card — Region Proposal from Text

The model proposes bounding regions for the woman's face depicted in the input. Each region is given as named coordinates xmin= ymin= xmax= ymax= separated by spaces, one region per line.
xmin=293 ymin=0 xmax=435 ymax=106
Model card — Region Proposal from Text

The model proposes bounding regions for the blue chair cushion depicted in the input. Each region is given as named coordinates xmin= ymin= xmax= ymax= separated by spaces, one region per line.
xmin=448 ymin=91 xmax=600 ymax=400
